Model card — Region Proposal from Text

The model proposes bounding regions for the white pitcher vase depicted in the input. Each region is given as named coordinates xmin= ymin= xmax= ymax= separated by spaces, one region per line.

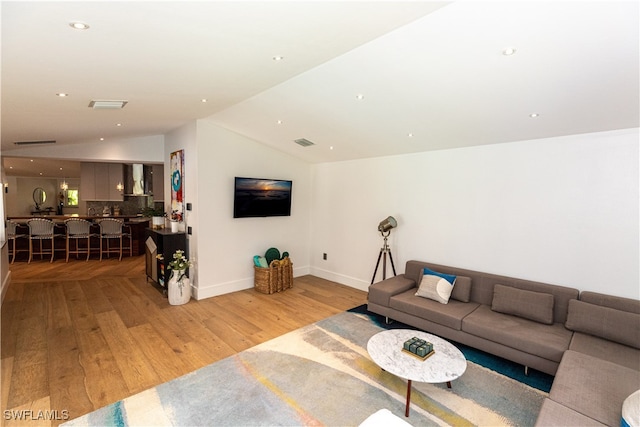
xmin=168 ymin=269 xmax=190 ymax=305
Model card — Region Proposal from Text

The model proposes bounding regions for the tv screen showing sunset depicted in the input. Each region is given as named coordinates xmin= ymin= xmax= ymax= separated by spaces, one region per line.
xmin=234 ymin=177 xmax=292 ymax=217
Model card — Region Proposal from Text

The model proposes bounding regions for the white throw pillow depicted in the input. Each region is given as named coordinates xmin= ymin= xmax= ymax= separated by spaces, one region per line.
xmin=415 ymin=274 xmax=455 ymax=304
xmin=622 ymin=389 xmax=640 ymax=427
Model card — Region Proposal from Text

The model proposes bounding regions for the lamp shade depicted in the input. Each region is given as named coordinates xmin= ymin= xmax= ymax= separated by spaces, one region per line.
xmin=378 ymin=216 xmax=397 ymax=233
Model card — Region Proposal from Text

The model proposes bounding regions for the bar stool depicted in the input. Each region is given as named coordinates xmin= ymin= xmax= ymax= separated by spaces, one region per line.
xmin=7 ymin=220 xmax=27 ymax=263
xmin=99 ymin=218 xmax=124 ymax=261
xmin=65 ymin=218 xmax=93 ymax=262
xmin=122 ymin=224 xmax=134 ymax=257
xmin=27 ymin=218 xmax=56 ymax=263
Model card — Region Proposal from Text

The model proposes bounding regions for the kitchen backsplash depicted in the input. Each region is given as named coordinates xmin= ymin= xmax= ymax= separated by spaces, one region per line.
xmin=86 ymin=199 xmax=164 ymax=216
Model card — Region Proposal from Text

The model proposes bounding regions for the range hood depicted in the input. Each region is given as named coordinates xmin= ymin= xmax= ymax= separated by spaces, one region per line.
xmin=123 ymin=164 xmax=153 ymax=196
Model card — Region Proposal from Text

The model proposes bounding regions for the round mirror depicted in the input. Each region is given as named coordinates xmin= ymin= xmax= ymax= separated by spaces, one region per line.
xmin=33 ymin=187 xmax=46 ymax=207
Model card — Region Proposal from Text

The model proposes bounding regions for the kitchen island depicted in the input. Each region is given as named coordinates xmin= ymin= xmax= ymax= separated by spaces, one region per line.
xmin=7 ymin=215 xmax=151 ymax=261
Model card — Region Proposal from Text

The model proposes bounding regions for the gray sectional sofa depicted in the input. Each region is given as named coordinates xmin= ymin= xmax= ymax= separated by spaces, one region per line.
xmin=536 ymin=292 xmax=640 ymax=426
xmin=367 ymin=260 xmax=640 ymax=426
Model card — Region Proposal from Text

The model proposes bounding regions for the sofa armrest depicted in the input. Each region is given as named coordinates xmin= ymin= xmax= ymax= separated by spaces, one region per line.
xmin=368 ymin=275 xmax=416 ymax=307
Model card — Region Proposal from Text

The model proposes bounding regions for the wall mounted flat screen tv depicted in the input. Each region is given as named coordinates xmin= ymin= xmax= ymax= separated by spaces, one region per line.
xmin=233 ymin=177 xmax=292 ymax=218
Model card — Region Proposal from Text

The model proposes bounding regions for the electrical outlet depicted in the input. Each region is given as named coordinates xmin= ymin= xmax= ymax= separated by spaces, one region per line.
xmin=323 ymin=253 xmax=327 ymax=260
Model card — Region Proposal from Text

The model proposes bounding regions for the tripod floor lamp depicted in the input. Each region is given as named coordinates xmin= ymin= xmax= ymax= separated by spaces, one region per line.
xmin=371 ymin=216 xmax=397 ymax=284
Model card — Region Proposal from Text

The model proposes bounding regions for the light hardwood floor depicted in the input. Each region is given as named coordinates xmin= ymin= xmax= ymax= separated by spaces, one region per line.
xmin=1 ymin=256 xmax=367 ymax=426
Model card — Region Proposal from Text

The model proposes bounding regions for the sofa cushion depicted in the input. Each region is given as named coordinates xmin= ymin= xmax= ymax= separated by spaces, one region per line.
xmin=580 ymin=291 xmax=640 ymax=314
xmin=415 ymin=274 xmax=454 ymax=304
xmin=535 ymin=398 xmax=606 ymax=427
xmin=451 ymin=275 xmax=471 ymax=303
xmin=569 ymin=332 xmax=640 ymax=371
xmin=549 ymin=350 xmax=640 ymax=427
xmin=462 ymin=304 xmax=571 ymax=362
xmin=565 ymin=299 xmax=640 ymax=349
xmin=390 ymin=289 xmax=479 ymax=331
xmin=491 ymin=284 xmax=555 ymax=325
xmin=368 ymin=275 xmax=416 ymax=307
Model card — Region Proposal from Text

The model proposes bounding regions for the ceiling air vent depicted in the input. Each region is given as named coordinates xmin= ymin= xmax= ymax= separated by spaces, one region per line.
xmin=14 ymin=140 xmax=56 ymax=146
xmin=294 ymin=138 xmax=315 ymax=147
xmin=88 ymin=100 xmax=128 ymax=109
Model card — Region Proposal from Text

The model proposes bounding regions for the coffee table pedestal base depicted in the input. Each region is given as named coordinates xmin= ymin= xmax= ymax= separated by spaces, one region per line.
xmin=404 ymin=379 xmax=453 ymax=417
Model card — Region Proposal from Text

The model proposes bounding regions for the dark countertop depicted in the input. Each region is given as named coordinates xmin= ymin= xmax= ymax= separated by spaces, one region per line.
xmin=8 ymin=215 xmax=152 ymax=224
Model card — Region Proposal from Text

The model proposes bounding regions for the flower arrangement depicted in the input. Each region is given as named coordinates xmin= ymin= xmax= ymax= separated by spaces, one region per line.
xmin=171 ymin=210 xmax=183 ymax=222
xmin=168 ymin=249 xmax=192 ymax=272
xmin=167 ymin=250 xmax=192 ymax=297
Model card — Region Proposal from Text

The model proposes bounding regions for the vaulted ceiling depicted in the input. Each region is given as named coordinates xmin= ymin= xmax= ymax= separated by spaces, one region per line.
xmin=2 ymin=1 xmax=638 ymax=174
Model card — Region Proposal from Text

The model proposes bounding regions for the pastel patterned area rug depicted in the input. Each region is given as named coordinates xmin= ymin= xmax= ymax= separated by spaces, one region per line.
xmin=64 ymin=312 xmax=547 ymax=426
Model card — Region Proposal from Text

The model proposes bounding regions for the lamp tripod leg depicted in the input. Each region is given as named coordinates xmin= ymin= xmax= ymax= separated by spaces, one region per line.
xmin=382 ymin=251 xmax=387 ymax=281
xmin=371 ymin=249 xmax=384 ymax=284
xmin=388 ymin=249 xmax=397 ymax=276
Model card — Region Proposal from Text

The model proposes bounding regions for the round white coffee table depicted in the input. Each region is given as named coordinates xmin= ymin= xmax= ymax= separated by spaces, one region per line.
xmin=367 ymin=329 xmax=467 ymax=417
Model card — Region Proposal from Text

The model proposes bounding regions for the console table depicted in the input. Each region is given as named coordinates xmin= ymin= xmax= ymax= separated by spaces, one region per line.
xmin=145 ymin=228 xmax=187 ymax=292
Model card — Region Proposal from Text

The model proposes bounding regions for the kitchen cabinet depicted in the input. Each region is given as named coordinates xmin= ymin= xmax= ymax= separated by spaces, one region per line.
xmin=80 ymin=162 xmax=123 ymax=201
xmin=80 ymin=163 xmax=96 ymax=200
xmin=108 ymin=163 xmax=123 ymax=200
xmin=94 ymin=163 xmax=109 ymax=200
xmin=152 ymin=164 xmax=164 ymax=201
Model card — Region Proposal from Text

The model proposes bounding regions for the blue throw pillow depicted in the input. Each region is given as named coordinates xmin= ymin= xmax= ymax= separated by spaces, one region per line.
xmin=423 ymin=267 xmax=457 ymax=285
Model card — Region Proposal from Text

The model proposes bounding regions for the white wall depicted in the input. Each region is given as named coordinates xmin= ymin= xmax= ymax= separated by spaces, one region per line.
xmin=194 ymin=120 xmax=312 ymax=299
xmin=310 ymin=128 xmax=639 ymax=299
xmin=164 ymin=121 xmax=198 ymax=289
xmin=5 ymin=177 xmax=80 ymax=217
xmin=1 ymin=153 xmax=9 ymax=303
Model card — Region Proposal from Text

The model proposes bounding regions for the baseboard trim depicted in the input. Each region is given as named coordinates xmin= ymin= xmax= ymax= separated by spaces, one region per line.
xmin=193 ymin=265 xmax=311 ymax=300
xmin=308 ymin=267 xmax=370 ymax=292
xmin=1 ymin=270 xmax=12 ymax=305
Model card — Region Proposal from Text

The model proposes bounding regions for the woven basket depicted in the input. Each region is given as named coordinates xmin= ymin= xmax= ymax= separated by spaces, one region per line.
xmin=254 ymin=257 xmax=293 ymax=294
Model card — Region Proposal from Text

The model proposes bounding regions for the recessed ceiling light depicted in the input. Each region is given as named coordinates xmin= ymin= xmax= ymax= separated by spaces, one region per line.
xmin=502 ymin=47 xmax=517 ymax=56
xmin=116 ymin=123 xmax=122 ymax=127
xmin=69 ymin=21 xmax=90 ymax=30
xmin=407 ymin=133 xmax=414 ymax=138
xmin=529 ymin=112 xmax=540 ymax=118
xmin=56 ymin=93 xmax=69 ymax=97
xmin=356 ymin=94 xmax=365 ymax=100
xmin=201 ymin=98 xmax=207 ymax=103
xmin=100 ymin=137 xmax=105 ymax=141
xmin=277 ymin=120 xmax=283 ymax=125
xmin=272 ymin=55 xmax=284 ymax=61
xmin=330 ymin=146 xmax=334 ymax=150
